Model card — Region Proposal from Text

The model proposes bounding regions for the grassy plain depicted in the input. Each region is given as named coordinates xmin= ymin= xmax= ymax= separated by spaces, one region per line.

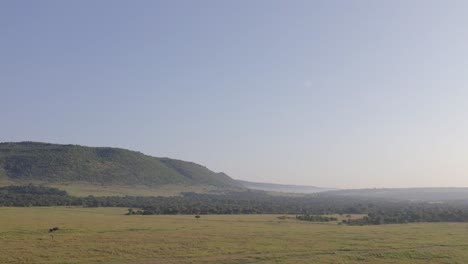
xmin=1 ymin=207 xmax=468 ymax=264
xmin=46 ymin=183 xmax=224 ymax=197
xmin=0 ymin=179 xmax=227 ymax=196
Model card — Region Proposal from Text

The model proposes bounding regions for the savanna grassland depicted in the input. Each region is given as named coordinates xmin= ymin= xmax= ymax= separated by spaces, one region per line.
xmin=1 ymin=207 xmax=468 ymax=264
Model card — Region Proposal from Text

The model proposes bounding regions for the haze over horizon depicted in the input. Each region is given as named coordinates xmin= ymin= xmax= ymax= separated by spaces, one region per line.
xmin=2 ymin=1 xmax=468 ymax=189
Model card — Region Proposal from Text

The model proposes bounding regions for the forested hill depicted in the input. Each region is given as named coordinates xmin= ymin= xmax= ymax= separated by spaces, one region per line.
xmin=0 ymin=142 xmax=241 ymax=188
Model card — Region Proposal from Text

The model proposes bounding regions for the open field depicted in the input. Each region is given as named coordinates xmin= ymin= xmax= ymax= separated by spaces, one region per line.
xmin=0 ymin=180 xmax=229 ymax=197
xmin=1 ymin=207 xmax=468 ymax=264
xmin=47 ymin=183 xmax=226 ymax=197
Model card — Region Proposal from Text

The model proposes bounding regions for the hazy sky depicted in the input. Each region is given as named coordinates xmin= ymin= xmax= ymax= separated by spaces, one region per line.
xmin=2 ymin=1 xmax=468 ymax=188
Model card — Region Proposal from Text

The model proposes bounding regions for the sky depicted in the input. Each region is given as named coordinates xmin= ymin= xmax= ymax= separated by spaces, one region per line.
xmin=1 ymin=0 xmax=468 ymax=188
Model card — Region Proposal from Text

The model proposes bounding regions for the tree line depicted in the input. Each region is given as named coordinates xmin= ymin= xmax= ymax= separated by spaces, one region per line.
xmin=3 ymin=185 xmax=468 ymax=225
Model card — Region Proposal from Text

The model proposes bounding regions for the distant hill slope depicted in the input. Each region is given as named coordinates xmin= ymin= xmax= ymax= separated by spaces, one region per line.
xmin=236 ymin=180 xmax=336 ymax=193
xmin=0 ymin=142 xmax=241 ymax=188
xmin=322 ymin=188 xmax=468 ymax=201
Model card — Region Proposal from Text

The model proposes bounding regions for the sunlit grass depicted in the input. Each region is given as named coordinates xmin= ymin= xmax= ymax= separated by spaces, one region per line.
xmin=1 ymin=207 xmax=468 ymax=263
xmin=0 ymin=180 xmax=229 ymax=197
xmin=47 ymin=183 xmax=225 ymax=197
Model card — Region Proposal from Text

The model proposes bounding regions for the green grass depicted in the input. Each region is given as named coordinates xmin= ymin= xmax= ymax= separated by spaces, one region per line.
xmin=47 ymin=183 xmax=228 ymax=197
xmin=0 ymin=180 xmax=233 ymax=197
xmin=1 ymin=207 xmax=468 ymax=263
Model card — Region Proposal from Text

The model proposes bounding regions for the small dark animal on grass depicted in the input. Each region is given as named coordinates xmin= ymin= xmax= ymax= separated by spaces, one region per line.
xmin=48 ymin=227 xmax=59 ymax=233
xmin=195 ymin=215 xmax=201 ymax=219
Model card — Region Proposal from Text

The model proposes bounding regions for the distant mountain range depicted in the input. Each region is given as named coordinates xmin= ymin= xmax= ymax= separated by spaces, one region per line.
xmin=0 ymin=142 xmax=241 ymax=188
xmin=236 ymin=180 xmax=336 ymax=193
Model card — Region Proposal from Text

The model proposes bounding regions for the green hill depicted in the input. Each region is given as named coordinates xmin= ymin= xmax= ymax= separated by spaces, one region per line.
xmin=0 ymin=142 xmax=241 ymax=190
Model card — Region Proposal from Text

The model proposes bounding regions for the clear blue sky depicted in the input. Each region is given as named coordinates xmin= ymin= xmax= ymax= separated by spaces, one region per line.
xmin=2 ymin=0 xmax=468 ymax=188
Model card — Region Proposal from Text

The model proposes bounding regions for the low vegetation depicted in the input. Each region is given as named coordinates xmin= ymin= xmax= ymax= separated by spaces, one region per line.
xmin=296 ymin=214 xmax=338 ymax=222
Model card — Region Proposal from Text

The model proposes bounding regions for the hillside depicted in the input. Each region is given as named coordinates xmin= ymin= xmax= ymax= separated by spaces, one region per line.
xmin=0 ymin=142 xmax=241 ymax=189
xmin=236 ymin=180 xmax=335 ymax=193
